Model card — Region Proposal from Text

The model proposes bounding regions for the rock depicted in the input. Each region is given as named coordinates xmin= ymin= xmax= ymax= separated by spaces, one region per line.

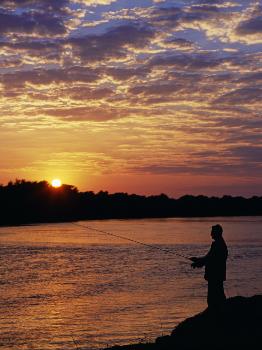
xmin=106 ymin=295 xmax=262 ymax=350
xmin=168 ymin=295 xmax=262 ymax=349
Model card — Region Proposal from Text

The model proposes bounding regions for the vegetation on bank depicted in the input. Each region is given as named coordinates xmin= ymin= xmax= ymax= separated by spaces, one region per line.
xmin=0 ymin=179 xmax=261 ymax=226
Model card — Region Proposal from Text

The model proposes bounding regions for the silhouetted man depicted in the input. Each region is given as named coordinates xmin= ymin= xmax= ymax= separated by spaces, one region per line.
xmin=190 ymin=224 xmax=228 ymax=309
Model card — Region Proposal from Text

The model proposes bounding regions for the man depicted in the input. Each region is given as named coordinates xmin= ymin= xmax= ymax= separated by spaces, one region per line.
xmin=190 ymin=224 xmax=228 ymax=309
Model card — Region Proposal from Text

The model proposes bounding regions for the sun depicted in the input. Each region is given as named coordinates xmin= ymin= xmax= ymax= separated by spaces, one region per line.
xmin=51 ymin=179 xmax=62 ymax=188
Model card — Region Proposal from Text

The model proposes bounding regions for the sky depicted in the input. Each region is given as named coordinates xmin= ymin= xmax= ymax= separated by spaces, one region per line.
xmin=0 ymin=0 xmax=261 ymax=197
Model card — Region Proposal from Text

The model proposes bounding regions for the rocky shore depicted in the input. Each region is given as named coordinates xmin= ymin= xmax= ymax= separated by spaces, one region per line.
xmin=106 ymin=295 xmax=262 ymax=350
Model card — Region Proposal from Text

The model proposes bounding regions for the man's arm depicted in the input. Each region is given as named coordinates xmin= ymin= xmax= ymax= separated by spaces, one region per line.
xmin=190 ymin=246 xmax=213 ymax=268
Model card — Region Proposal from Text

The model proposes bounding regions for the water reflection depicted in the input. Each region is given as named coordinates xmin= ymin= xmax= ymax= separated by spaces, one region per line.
xmin=0 ymin=217 xmax=261 ymax=349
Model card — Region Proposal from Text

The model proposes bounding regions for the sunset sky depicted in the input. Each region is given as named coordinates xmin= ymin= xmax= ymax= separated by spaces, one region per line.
xmin=0 ymin=0 xmax=261 ymax=196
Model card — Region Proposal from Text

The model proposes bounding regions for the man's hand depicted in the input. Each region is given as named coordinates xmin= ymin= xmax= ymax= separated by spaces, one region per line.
xmin=189 ymin=257 xmax=202 ymax=268
xmin=189 ymin=257 xmax=198 ymax=262
xmin=191 ymin=262 xmax=198 ymax=268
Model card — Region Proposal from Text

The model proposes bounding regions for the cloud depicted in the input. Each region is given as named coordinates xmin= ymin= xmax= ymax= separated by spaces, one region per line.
xmin=132 ymin=143 xmax=262 ymax=177
xmin=0 ymin=40 xmax=59 ymax=51
xmin=237 ymin=15 xmax=262 ymax=35
xmin=160 ymin=37 xmax=195 ymax=50
xmin=228 ymin=145 xmax=262 ymax=164
xmin=103 ymin=6 xmax=183 ymax=29
xmin=149 ymin=52 xmax=222 ymax=70
xmin=131 ymin=162 xmax=258 ymax=177
xmin=65 ymin=86 xmax=113 ymax=100
xmin=193 ymin=0 xmax=237 ymax=4
xmin=1 ymin=66 xmax=100 ymax=89
xmin=0 ymin=22 xmax=155 ymax=64
xmin=0 ymin=57 xmax=22 ymax=68
xmin=237 ymin=71 xmax=262 ymax=83
xmin=148 ymin=6 xmax=183 ymax=27
xmin=0 ymin=40 xmax=62 ymax=65
xmin=0 ymin=0 xmax=69 ymax=12
xmin=73 ymin=0 xmax=117 ymax=6
xmin=0 ymin=0 xmax=261 ymax=191
xmin=129 ymin=82 xmax=185 ymax=96
xmin=0 ymin=23 xmax=155 ymax=67
xmin=68 ymin=24 xmax=155 ymax=62
xmin=214 ymin=87 xmax=262 ymax=105
xmin=229 ymin=3 xmax=262 ymax=44
xmin=44 ymin=106 xmax=122 ymax=121
xmin=0 ymin=10 xmax=67 ymax=36
xmin=105 ymin=67 xmax=150 ymax=81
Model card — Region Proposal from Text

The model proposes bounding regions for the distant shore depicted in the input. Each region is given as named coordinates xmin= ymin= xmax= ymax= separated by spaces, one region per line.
xmin=1 ymin=214 xmax=262 ymax=229
xmin=0 ymin=180 xmax=261 ymax=227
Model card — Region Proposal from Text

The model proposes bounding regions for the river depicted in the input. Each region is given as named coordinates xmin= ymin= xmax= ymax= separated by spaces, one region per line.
xmin=0 ymin=217 xmax=261 ymax=349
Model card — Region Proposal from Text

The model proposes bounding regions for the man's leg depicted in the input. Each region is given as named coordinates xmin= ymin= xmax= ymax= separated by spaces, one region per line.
xmin=207 ymin=281 xmax=216 ymax=308
xmin=218 ymin=281 xmax=226 ymax=303
xmin=207 ymin=280 xmax=226 ymax=309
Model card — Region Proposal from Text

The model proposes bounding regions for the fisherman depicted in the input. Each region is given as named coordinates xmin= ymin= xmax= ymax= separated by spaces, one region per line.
xmin=190 ymin=224 xmax=228 ymax=309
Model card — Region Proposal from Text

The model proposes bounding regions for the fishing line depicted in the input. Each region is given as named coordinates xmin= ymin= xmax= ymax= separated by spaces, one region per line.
xmin=71 ymin=222 xmax=191 ymax=261
xmin=71 ymin=222 xmax=240 ymax=294
xmin=67 ymin=222 xmax=238 ymax=346
xmin=67 ymin=222 xmax=190 ymax=347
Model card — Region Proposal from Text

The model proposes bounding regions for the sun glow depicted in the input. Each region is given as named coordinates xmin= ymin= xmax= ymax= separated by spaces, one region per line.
xmin=51 ymin=179 xmax=62 ymax=188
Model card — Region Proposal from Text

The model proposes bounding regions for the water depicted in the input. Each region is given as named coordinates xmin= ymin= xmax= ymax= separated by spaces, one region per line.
xmin=0 ymin=217 xmax=261 ymax=349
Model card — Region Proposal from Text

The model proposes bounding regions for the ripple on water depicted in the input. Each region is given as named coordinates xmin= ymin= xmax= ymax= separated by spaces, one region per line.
xmin=0 ymin=217 xmax=261 ymax=349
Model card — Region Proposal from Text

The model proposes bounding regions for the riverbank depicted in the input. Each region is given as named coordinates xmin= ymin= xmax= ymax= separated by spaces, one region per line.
xmin=1 ymin=180 xmax=262 ymax=226
xmin=106 ymin=295 xmax=262 ymax=350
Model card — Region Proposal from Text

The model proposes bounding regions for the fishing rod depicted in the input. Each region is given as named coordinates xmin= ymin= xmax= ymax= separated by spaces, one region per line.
xmin=71 ymin=222 xmax=191 ymax=261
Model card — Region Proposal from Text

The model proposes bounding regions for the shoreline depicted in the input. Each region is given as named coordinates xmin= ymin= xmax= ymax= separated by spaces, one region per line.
xmin=104 ymin=295 xmax=262 ymax=350
xmin=1 ymin=214 xmax=262 ymax=228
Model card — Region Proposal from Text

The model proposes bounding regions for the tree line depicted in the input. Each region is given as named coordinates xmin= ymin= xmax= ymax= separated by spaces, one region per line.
xmin=0 ymin=179 xmax=261 ymax=226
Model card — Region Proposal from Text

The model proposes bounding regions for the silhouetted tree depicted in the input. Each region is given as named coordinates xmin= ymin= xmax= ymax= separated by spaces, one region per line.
xmin=0 ymin=180 xmax=261 ymax=226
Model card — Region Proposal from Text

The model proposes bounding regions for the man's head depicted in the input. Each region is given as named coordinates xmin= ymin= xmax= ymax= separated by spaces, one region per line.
xmin=211 ymin=224 xmax=223 ymax=240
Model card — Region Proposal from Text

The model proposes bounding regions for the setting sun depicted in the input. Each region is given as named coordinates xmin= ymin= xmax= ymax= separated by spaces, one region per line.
xmin=51 ymin=179 xmax=62 ymax=188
